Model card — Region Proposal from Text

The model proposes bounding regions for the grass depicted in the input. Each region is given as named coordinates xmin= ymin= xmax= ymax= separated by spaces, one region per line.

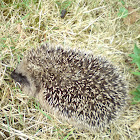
xmin=0 ymin=0 xmax=140 ymax=139
xmin=129 ymin=44 xmax=140 ymax=104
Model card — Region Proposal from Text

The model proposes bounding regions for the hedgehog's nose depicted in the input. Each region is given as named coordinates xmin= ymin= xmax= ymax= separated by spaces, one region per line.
xmin=11 ymin=70 xmax=30 ymax=86
xmin=11 ymin=70 xmax=22 ymax=83
xmin=11 ymin=70 xmax=16 ymax=80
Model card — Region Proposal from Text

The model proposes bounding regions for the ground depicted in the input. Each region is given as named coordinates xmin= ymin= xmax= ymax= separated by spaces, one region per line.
xmin=0 ymin=0 xmax=140 ymax=139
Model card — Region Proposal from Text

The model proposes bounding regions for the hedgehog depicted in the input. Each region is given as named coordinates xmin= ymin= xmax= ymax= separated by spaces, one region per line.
xmin=11 ymin=44 xmax=128 ymax=132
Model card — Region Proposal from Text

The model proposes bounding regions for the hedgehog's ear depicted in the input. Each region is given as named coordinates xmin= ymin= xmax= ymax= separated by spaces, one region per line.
xmin=11 ymin=70 xmax=30 ymax=86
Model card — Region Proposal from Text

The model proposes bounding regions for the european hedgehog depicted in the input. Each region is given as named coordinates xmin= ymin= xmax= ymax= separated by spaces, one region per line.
xmin=11 ymin=44 xmax=128 ymax=132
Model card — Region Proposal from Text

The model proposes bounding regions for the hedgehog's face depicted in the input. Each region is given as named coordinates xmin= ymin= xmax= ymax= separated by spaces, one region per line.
xmin=11 ymin=70 xmax=30 ymax=86
xmin=11 ymin=59 xmax=37 ymax=97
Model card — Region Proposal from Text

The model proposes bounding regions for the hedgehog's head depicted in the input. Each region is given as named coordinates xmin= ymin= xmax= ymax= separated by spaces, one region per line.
xmin=11 ymin=59 xmax=38 ymax=97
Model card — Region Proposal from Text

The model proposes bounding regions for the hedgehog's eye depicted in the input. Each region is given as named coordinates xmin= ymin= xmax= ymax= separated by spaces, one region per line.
xmin=11 ymin=70 xmax=30 ymax=86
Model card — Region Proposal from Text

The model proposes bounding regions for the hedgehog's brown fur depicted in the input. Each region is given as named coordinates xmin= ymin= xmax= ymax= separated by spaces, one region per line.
xmin=11 ymin=44 xmax=128 ymax=132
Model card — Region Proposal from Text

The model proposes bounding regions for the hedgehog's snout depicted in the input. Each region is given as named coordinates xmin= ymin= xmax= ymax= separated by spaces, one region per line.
xmin=11 ymin=70 xmax=30 ymax=86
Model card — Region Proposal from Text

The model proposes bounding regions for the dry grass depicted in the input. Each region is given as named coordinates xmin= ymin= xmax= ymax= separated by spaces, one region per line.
xmin=0 ymin=0 xmax=140 ymax=139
